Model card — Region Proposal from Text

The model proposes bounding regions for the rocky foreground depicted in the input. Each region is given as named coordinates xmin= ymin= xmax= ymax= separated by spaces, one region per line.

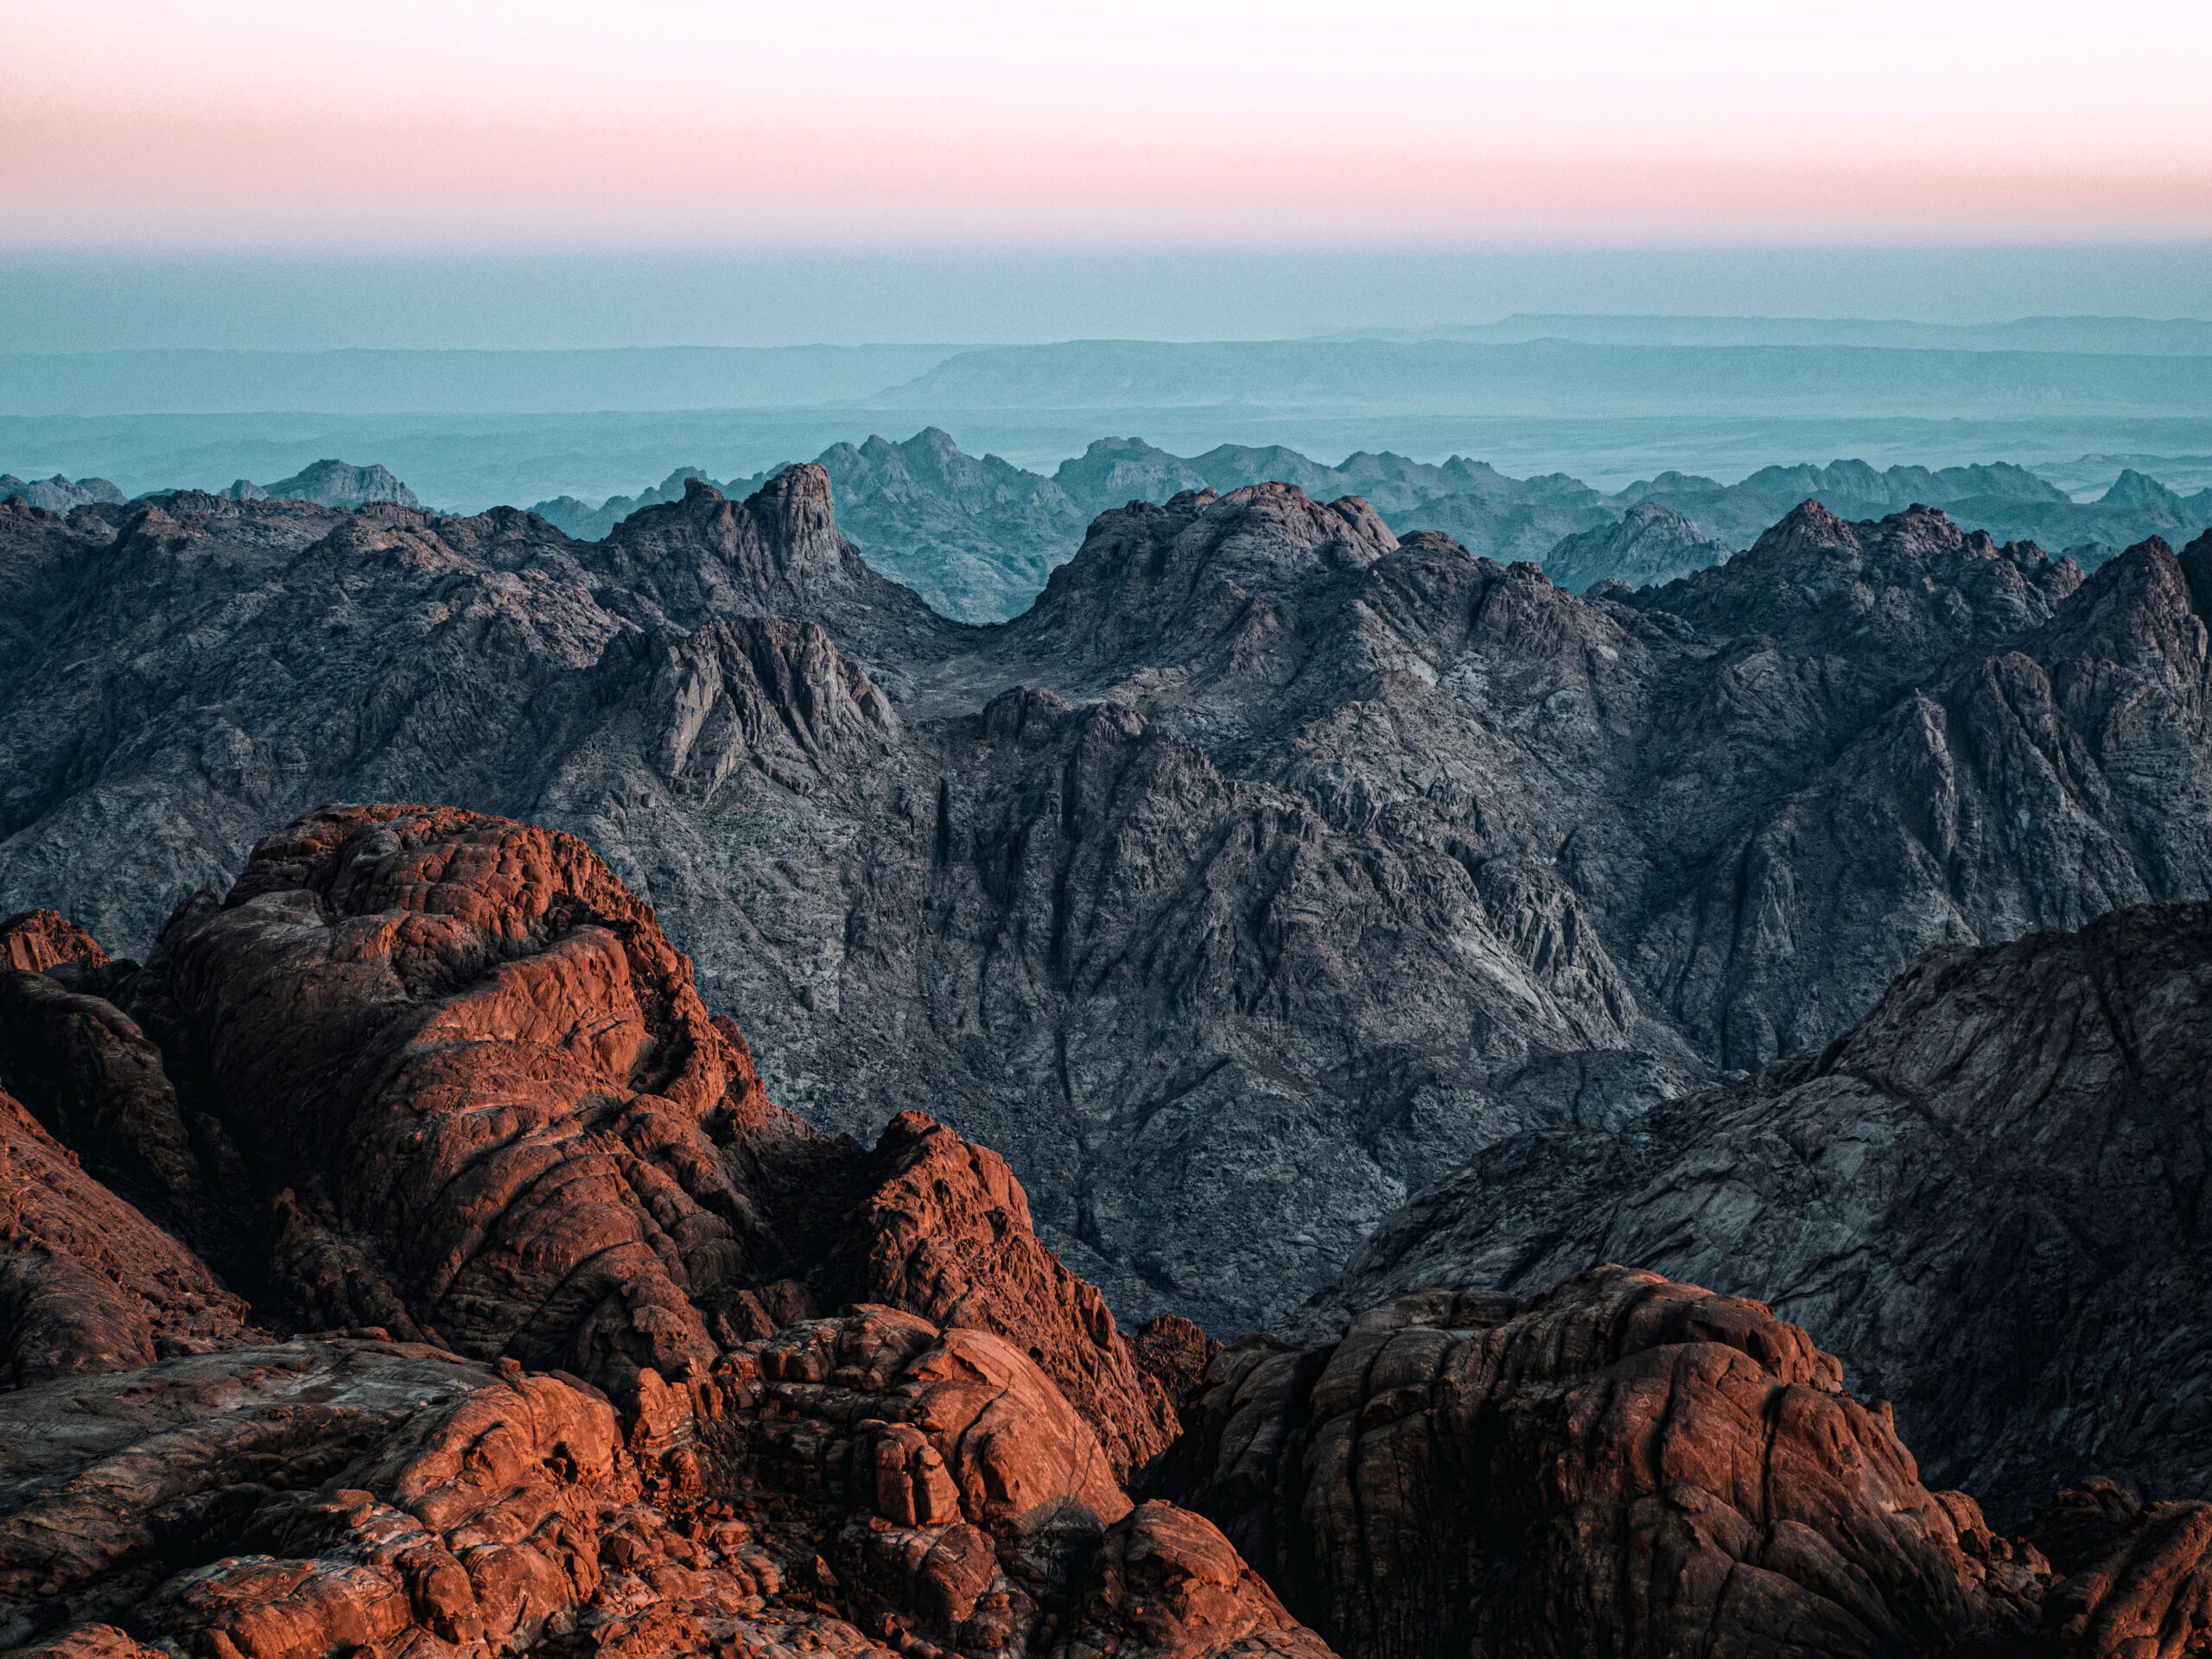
xmin=3 ymin=804 xmax=2212 ymax=1658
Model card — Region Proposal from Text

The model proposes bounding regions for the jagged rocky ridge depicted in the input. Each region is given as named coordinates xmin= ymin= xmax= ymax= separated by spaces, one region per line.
xmin=1319 ymin=898 xmax=2212 ymax=1525
xmin=10 ymin=811 xmax=2212 ymax=1659
xmin=520 ymin=435 xmax=2212 ymax=619
xmin=25 ymin=437 xmax=2205 ymax=626
xmin=0 ymin=813 xmax=1269 ymax=1659
xmin=3 ymin=472 xmax=2212 ymax=1341
xmin=208 ymin=461 xmax=423 ymax=512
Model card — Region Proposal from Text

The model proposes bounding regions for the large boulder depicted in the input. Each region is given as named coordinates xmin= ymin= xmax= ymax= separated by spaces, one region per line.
xmin=1154 ymin=1268 xmax=2047 ymax=1659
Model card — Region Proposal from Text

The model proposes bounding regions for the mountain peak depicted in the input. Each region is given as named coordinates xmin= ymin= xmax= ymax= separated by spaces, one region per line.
xmin=1769 ymin=496 xmax=1853 ymax=539
xmin=260 ymin=458 xmax=420 ymax=511
xmin=2101 ymin=467 xmax=2185 ymax=510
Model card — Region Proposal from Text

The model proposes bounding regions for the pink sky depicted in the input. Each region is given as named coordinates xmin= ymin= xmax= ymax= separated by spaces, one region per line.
xmin=6 ymin=0 xmax=2209 ymax=245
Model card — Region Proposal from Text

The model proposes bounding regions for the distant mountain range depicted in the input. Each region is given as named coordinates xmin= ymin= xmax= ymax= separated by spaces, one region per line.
xmin=526 ymin=431 xmax=2212 ymax=620
xmin=1324 ymin=313 xmax=2212 ymax=354
xmin=16 ymin=430 xmax=2208 ymax=625
xmin=870 ymin=338 xmax=2212 ymax=418
xmin=0 ymin=344 xmax=965 ymax=416
xmin=3 ymin=317 xmax=2209 ymax=423
xmin=3 ymin=460 xmax=418 ymax=512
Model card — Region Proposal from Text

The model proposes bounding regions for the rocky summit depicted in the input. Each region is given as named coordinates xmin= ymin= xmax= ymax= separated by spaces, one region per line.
xmin=3 ymin=473 xmax=2212 ymax=1341
xmin=6 ymin=803 xmax=2212 ymax=1659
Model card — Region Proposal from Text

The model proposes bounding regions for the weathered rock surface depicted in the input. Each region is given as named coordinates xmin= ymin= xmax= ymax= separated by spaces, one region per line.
xmin=1541 ymin=499 xmax=1731 ymax=593
xmin=17 ymin=804 xmax=1185 ymax=1468
xmin=0 ymin=1085 xmax=256 ymax=1388
xmin=811 ymin=1112 xmax=1179 ymax=1481
xmin=133 ymin=801 xmax=817 ymax=1391
xmin=0 ymin=804 xmax=1312 ymax=1659
xmin=4 ymin=468 xmax=2211 ymax=1332
xmin=0 ymin=802 xmax=1178 ymax=1469
xmin=2019 ymin=1479 xmax=2212 ymax=1657
xmin=0 ymin=1338 xmax=497 ymax=1652
xmin=0 ymin=912 xmax=107 ymax=976
xmin=0 ymin=1296 xmax=1309 ymax=1659
xmin=1153 ymin=1267 xmax=2050 ymax=1659
xmin=0 ymin=964 xmax=208 ymax=1223
xmin=16 ymin=798 xmax=2212 ymax=1656
xmin=1322 ymin=900 xmax=2212 ymax=1522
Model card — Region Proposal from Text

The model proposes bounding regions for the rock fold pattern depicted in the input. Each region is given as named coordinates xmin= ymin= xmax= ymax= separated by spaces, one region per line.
xmin=1154 ymin=1268 xmax=2057 ymax=1659
xmin=0 ymin=804 xmax=1296 ymax=1659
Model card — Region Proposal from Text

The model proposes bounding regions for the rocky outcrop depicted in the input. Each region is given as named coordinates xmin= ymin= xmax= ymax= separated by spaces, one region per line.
xmin=0 ymin=912 xmax=106 ymax=976
xmin=0 ymin=476 xmax=124 ymax=514
xmin=812 ymin=1113 xmax=1179 ymax=1481
xmin=0 ymin=804 xmax=1310 ymax=1659
xmin=257 ymin=461 xmax=419 ymax=511
xmin=0 ymin=1085 xmax=255 ymax=1387
xmin=0 ymin=1286 xmax=1310 ymax=1659
xmin=133 ymin=802 xmax=814 ymax=1390
xmin=0 ymin=803 xmax=1177 ymax=1459
xmin=1540 ymin=499 xmax=1731 ymax=593
xmin=1322 ymin=899 xmax=2212 ymax=1521
xmin=1154 ymin=1267 xmax=2049 ymax=1659
xmin=1056 ymin=1503 xmax=1333 ymax=1659
xmin=2020 ymin=1481 xmax=2212 ymax=1656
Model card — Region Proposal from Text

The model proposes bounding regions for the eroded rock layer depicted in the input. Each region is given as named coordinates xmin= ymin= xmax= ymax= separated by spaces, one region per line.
xmin=0 ymin=806 xmax=1295 ymax=1659
xmin=1154 ymin=1268 xmax=2050 ymax=1659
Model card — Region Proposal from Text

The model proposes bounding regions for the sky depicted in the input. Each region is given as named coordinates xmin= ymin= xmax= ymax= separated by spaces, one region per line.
xmin=5 ymin=0 xmax=2212 ymax=247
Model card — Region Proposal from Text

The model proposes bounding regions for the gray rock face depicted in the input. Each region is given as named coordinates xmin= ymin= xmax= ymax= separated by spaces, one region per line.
xmin=257 ymin=459 xmax=420 ymax=510
xmin=0 ymin=474 xmax=124 ymax=513
xmin=1539 ymin=499 xmax=1731 ymax=592
xmin=3 ymin=474 xmax=2210 ymax=1336
xmin=1319 ymin=900 xmax=2212 ymax=1522
xmin=801 ymin=429 xmax=1090 ymax=624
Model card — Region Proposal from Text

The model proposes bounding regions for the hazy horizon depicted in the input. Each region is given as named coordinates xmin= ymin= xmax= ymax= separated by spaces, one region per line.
xmin=3 ymin=246 xmax=2211 ymax=355
xmin=8 ymin=3 xmax=2206 ymax=518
